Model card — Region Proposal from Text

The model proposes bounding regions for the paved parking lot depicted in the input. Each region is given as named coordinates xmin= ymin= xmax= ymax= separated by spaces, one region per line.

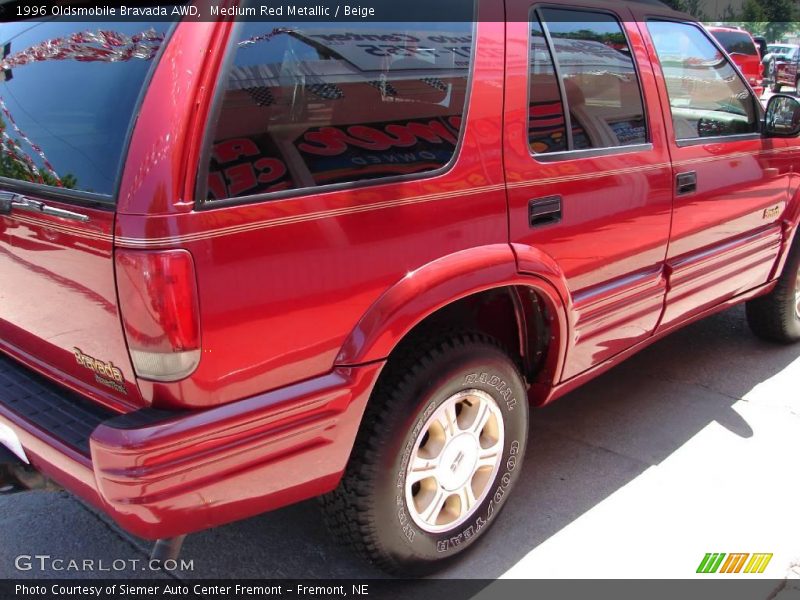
xmin=1 ymin=304 xmax=799 ymax=582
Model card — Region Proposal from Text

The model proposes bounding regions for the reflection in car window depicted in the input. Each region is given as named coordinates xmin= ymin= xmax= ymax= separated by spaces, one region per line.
xmin=529 ymin=8 xmax=647 ymax=153
xmin=204 ymin=19 xmax=475 ymax=202
xmin=528 ymin=16 xmax=568 ymax=153
xmin=648 ymin=21 xmax=757 ymax=140
xmin=0 ymin=22 xmax=166 ymax=197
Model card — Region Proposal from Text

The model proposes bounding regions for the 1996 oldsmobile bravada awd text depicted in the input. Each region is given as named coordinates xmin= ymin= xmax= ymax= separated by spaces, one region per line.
xmin=1 ymin=0 xmax=800 ymax=573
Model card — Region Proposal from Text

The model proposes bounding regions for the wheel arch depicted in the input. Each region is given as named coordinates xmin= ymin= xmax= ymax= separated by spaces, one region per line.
xmin=336 ymin=244 xmax=570 ymax=403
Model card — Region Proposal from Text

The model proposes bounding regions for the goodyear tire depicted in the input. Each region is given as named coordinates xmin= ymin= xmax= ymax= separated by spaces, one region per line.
xmin=321 ymin=331 xmax=528 ymax=574
xmin=746 ymin=236 xmax=800 ymax=343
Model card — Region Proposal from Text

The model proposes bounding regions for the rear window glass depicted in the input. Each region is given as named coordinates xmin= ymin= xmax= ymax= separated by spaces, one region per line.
xmin=768 ymin=45 xmax=796 ymax=56
xmin=710 ymin=30 xmax=757 ymax=56
xmin=0 ymin=22 xmax=167 ymax=198
xmin=203 ymin=20 xmax=475 ymax=202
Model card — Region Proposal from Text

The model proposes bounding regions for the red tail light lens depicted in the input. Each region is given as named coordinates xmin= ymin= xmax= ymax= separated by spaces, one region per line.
xmin=115 ymin=249 xmax=201 ymax=381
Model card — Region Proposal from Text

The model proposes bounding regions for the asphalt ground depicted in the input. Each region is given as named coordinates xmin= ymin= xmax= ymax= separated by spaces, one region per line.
xmin=1 ymin=302 xmax=799 ymax=585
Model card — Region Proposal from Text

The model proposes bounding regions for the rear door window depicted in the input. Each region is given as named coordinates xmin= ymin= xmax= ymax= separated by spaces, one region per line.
xmin=528 ymin=8 xmax=647 ymax=154
xmin=202 ymin=21 xmax=475 ymax=203
xmin=0 ymin=22 xmax=167 ymax=199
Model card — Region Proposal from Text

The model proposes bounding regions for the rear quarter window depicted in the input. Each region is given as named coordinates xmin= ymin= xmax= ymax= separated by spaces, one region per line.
xmin=202 ymin=20 xmax=475 ymax=203
xmin=0 ymin=22 xmax=167 ymax=199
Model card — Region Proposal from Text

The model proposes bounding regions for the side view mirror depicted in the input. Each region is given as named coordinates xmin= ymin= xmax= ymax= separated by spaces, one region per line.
xmin=764 ymin=94 xmax=800 ymax=137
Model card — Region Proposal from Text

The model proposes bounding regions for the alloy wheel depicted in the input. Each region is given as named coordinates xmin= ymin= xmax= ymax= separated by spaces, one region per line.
xmin=794 ymin=263 xmax=800 ymax=320
xmin=404 ymin=389 xmax=504 ymax=533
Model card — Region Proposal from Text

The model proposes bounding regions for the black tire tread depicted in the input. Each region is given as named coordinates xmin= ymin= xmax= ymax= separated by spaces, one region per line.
xmin=319 ymin=330 xmax=514 ymax=573
xmin=746 ymin=237 xmax=800 ymax=343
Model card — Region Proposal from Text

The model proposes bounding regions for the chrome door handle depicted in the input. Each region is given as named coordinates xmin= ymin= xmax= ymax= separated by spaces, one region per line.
xmin=676 ymin=171 xmax=697 ymax=196
xmin=0 ymin=191 xmax=89 ymax=222
xmin=529 ymin=195 xmax=562 ymax=228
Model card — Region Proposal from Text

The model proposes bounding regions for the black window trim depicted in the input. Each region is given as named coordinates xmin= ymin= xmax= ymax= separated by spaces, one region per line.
xmin=195 ymin=15 xmax=479 ymax=211
xmin=534 ymin=9 xmax=573 ymax=150
xmin=0 ymin=20 xmax=178 ymax=208
xmin=526 ymin=3 xmax=651 ymax=162
xmin=645 ymin=17 xmax=764 ymax=145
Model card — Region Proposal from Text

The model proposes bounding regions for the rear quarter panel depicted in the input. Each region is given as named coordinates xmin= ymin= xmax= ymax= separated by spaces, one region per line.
xmin=116 ymin=12 xmax=511 ymax=409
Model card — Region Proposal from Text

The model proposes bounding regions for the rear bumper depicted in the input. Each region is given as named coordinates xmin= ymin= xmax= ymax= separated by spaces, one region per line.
xmin=0 ymin=352 xmax=383 ymax=539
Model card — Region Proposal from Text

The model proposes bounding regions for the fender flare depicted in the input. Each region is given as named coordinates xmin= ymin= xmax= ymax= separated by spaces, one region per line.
xmin=336 ymin=244 xmax=571 ymax=391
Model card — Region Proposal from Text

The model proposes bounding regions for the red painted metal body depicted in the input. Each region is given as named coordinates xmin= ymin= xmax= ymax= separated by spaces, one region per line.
xmin=1 ymin=0 xmax=799 ymax=540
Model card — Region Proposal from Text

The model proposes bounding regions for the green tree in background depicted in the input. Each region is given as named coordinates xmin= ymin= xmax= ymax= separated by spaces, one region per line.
xmin=735 ymin=0 xmax=768 ymax=36
xmin=664 ymin=0 xmax=799 ymax=41
xmin=761 ymin=0 xmax=799 ymax=41
xmin=0 ymin=119 xmax=77 ymax=189
xmin=741 ymin=0 xmax=767 ymax=23
xmin=662 ymin=0 xmax=709 ymax=20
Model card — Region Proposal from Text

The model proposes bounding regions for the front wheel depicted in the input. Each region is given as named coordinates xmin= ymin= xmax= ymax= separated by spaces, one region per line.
xmin=746 ymin=237 xmax=800 ymax=343
xmin=321 ymin=332 xmax=529 ymax=574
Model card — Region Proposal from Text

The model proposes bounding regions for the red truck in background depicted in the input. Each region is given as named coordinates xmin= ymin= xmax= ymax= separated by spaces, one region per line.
xmin=707 ymin=26 xmax=764 ymax=97
xmin=2 ymin=0 xmax=800 ymax=574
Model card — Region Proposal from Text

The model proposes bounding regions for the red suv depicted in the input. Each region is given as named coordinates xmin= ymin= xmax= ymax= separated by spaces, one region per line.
xmin=2 ymin=1 xmax=800 ymax=574
xmin=707 ymin=26 xmax=764 ymax=97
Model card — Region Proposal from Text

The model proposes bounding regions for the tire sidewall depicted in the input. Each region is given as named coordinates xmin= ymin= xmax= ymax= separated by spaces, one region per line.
xmin=787 ymin=242 xmax=800 ymax=334
xmin=371 ymin=343 xmax=528 ymax=568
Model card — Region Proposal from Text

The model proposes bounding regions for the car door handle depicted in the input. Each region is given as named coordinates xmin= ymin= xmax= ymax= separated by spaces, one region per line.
xmin=676 ymin=171 xmax=697 ymax=196
xmin=529 ymin=195 xmax=562 ymax=228
xmin=0 ymin=191 xmax=89 ymax=222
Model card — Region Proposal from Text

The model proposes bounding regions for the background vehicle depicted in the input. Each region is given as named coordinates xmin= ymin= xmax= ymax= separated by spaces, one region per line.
xmin=1 ymin=0 xmax=800 ymax=575
xmin=708 ymin=26 xmax=764 ymax=96
xmin=765 ymin=43 xmax=800 ymax=92
xmin=753 ymin=35 xmax=768 ymax=59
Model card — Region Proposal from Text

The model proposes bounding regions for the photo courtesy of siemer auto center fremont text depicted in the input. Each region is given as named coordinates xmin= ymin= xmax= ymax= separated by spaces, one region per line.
xmin=0 ymin=0 xmax=798 ymax=598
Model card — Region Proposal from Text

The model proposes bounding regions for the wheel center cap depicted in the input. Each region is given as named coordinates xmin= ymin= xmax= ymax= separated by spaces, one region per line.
xmin=438 ymin=433 xmax=479 ymax=491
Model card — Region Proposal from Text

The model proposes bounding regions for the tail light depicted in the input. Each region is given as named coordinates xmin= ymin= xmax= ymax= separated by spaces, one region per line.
xmin=115 ymin=249 xmax=201 ymax=381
